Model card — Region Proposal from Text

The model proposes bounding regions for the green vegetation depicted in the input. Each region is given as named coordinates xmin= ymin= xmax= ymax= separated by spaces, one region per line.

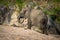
xmin=0 ymin=0 xmax=60 ymax=24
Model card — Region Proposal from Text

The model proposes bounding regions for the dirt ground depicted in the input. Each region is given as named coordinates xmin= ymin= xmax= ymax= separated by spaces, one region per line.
xmin=0 ymin=25 xmax=60 ymax=40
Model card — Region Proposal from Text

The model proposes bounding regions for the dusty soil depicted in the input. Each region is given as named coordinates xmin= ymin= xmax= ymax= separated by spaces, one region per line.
xmin=0 ymin=25 xmax=60 ymax=40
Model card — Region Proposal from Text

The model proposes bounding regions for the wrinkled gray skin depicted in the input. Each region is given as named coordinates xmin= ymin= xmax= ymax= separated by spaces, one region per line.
xmin=17 ymin=6 xmax=48 ymax=35
xmin=30 ymin=8 xmax=48 ymax=34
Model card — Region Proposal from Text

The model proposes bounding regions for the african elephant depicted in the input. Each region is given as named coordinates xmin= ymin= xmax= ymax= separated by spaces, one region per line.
xmin=17 ymin=6 xmax=48 ymax=35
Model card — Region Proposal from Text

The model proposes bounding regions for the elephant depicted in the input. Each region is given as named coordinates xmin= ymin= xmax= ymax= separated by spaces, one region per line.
xmin=17 ymin=6 xmax=48 ymax=35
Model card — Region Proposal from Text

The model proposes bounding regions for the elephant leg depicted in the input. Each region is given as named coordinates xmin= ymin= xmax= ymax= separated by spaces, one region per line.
xmin=41 ymin=20 xmax=48 ymax=35
xmin=27 ymin=18 xmax=32 ymax=29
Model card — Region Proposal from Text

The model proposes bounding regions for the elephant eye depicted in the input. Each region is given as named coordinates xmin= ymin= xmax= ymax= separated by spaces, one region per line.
xmin=20 ymin=14 xmax=24 ymax=18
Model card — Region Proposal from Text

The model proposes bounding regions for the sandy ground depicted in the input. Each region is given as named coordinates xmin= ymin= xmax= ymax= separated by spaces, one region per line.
xmin=0 ymin=25 xmax=60 ymax=40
